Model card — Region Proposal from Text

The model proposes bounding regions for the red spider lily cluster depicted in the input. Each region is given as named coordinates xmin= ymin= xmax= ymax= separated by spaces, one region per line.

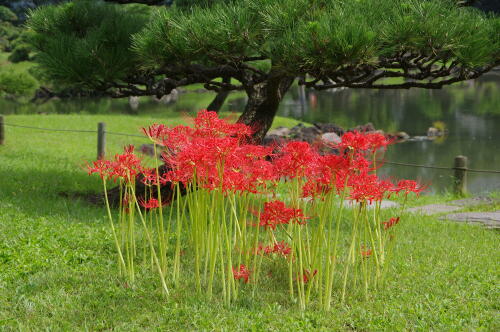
xmin=361 ymin=250 xmax=373 ymax=258
xmin=232 ymin=264 xmax=251 ymax=283
xmin=259 ymin=201 xmax=308 ymax=230
xmin=87 ymin=145 xmax=143 ymax=182
xmin=297 ymin=269 xmax=318 ymax=284
xmin=383 ymin=217 xmax=401 ymax=230
xmin=88 ymin=110 xmax=424 ymax=310
xmin=257 ymin=240 xmax=292 ymax=258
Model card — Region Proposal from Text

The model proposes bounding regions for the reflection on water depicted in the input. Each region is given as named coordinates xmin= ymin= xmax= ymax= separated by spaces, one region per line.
xmin=2 ymin=73 xmax=499 ymax=193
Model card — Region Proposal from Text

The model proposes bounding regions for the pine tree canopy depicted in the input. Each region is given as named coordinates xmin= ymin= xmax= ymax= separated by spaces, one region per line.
xmin=27 ymin=0 xmax=499 ymax=138
xmin=28 ymin=0 xmax=499 ymax=93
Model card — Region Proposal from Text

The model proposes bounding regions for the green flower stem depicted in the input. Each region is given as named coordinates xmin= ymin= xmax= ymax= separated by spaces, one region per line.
xmin=102 ymin=181 xmax=127 ymax=276
xmin=173 ymin=183 xmax=184 ymax=286
xmin=130 ymin=185 xmax=169 ymax=295
xmin=361 ymin=204 xmax=369 ymax=300
xmin=366 ymin=203 xmax=381 ymax=286
xmin=325 ymin=177 xmax=349 ymax=310
xmin=341 ymin=203 xmax=361 ymax=303
xmin=297 ymin=223 xmax=306 ymax=310
xmin=251 ymin=212 xmax=262 ymax=298
xmin=153 ymin=143 xmax=167 ymax=275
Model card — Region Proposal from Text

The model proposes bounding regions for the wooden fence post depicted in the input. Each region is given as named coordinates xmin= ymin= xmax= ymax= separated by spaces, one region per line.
xmin=97 ymin=122 xmax=106 ymax=160
xmin=454 ymin=155 xmax=467 ymax=196
xmin=0 ymin=115 xmax=4 ymax=145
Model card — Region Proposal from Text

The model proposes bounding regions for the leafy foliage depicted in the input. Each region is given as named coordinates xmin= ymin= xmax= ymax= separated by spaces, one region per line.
xmin=0 ymin=5 xmax=17 ymax=22
xmin=0 ymin=69 xmax=37 ymax=96
xmin=26 ymin=0 xmax=500 ymax=104
xmin=133 ymin=3 xmax=260 ymax=68
xmin=135 ymin=0 xmax=500 ymax=72
xmin=0 ymin=24 xmax=18 ymax=51
xmin=8 ymin=43 xmax=31 ymax=63
xmin=27 ymin=0 xmax=151 ymax=89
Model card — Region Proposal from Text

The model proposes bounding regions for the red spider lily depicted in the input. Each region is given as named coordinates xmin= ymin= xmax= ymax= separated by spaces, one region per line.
xmin=272 ymin=241 xmax=292 ymax=257
xmin=348 ymin=172 xmax=387 ymax=204
xmin=255 ymin=243 xmax=273 ymax=255
xmin=378 ymin=179 xmax=395 ymax=197
xmin=319 ymin=154 xmax=350 ymax=175
xmin=141 ymin=168 xmax=158 ymax=186
xmin=106 ymin=145 xmax=144 ymax=182
xmin=301 ymin=179 xmax=329 ymax=199
xmin=142 ymin=123 xmax=169 ymax=142
xmin=160 ymin=125 xmax=196 ymax=152
xmin=121 ymin=194 xmax=131 ymax=214
xmin=163 ymin=135 xmax=276 ymax=194
xmin=366 ymin=132 xmax=393 ymax=152
xmin=383 ymin=217 xmax=400 ymax=230
xmin=221 ymin=145 xmax=276 ymax=193
xmin=337 ymin=131 xmax=370 ymax=153
xmin=232 ymin=264 xmax=250 ymax=283
xmin=163 ymin=136 xmax=240 ymax=185
xmin=87 ymin=159 xmax=112 ymax=180
xmin=139 ymin=198 xmax=161 ymax=209
xmin=299 ymin=269 xmax=318 ymax=283
xmin=361 ymin=247 xmax=372 ymax=258
xmin=394 ymin=180 xmax=426 ymax=196
xmin=87 ymin=145 xmax=144 ymax=182
xmin=194 ymin=110 xmax=252 ymax=139
xmin=259 ymin=200 xmax=308 ymax=230
xmin=274 ymin=141 xmax=319 ymax=178
xmin=303 ymin=153 xmax=370 ymax=197
xmin=312 ymin=154 xmax=353 ymax=194
xmin=257 ymin=241 xmax=292 ymax=258
xmin=349 ymin=154 xmax=372 ymax=173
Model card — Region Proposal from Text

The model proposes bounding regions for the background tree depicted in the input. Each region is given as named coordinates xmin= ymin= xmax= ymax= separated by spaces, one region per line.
xmin=28 ymin=0 xmax=500 ymax=141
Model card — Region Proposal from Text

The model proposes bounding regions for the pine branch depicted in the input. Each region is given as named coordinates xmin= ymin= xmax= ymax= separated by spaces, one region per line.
xmin=306 ymin=61 xmax=499 ymax=90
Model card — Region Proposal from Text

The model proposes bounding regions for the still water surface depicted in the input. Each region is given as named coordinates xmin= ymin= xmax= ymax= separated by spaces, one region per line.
xmin=4 ymin=73 xmax=500 ymax=194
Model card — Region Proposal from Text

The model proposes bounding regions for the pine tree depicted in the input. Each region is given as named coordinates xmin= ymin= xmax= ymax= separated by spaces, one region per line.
xmin=28 ymin=0 xmax=500 ymax=140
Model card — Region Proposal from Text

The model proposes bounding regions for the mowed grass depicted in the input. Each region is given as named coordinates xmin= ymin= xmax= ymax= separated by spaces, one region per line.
xmin=1 ymin=114 xmax=499 ymax=331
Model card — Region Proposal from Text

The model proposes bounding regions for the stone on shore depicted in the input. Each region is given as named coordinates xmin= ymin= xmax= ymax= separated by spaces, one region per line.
xmin=407 ymin=204 xmax=461 ymax=215
xmin=440 ymin=211 xmax=500 ymax=229
xmin=448 ymin=197 xmax=499 ymax=207
xmin=321 ymin=132 xmax=341 ymax=144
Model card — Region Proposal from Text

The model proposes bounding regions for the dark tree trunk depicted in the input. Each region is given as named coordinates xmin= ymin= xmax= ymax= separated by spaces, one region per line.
xmin=237 ymin=74 xmax=295 ymax=143
xmin=206 ymin=77 xmax=231 ymax=113
xmin=206 ymin=90 xmax=230 ymax=113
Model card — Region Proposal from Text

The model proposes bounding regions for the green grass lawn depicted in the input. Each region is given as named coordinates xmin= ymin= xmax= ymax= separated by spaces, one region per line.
xmin=0 ymin=114 xmax=499 ymax=331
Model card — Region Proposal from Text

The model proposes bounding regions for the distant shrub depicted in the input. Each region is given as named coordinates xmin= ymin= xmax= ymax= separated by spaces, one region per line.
xmin=0 ymin=21 xmax=19 ymax=39
xmin=0 ymin=21 xmax=21 ymax=51
xmin=0 ymin=6 xmax=17 ymax=22
xmin=8 ymin=43 xmax=31 ymax=63
xmin=0 ymin=70 xmax=38 ymax=96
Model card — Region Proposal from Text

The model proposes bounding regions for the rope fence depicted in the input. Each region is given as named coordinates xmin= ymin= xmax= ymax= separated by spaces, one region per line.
xmin=381 ymin=160 xmax=500 ymax=174
xmin=1 ymin=121 xmax=146 ymax=138
xmin=1 ymin=114 xmax=499 ymax=195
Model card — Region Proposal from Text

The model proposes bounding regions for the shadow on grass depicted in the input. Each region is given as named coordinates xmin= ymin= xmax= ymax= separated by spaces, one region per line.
xmin=0 ymin=166 xmax=106 ymax=223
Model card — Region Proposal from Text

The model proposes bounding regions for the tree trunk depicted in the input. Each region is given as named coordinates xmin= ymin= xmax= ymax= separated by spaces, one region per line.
xmin=206 ymin=77 xmax=231 ymax=113
xmin=237 ymin=75 xmax=295 ymax=143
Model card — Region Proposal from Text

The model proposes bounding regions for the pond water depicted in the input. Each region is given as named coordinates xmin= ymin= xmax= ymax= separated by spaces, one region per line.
xmin=3 ymin=72 xmax=500 ymax=194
